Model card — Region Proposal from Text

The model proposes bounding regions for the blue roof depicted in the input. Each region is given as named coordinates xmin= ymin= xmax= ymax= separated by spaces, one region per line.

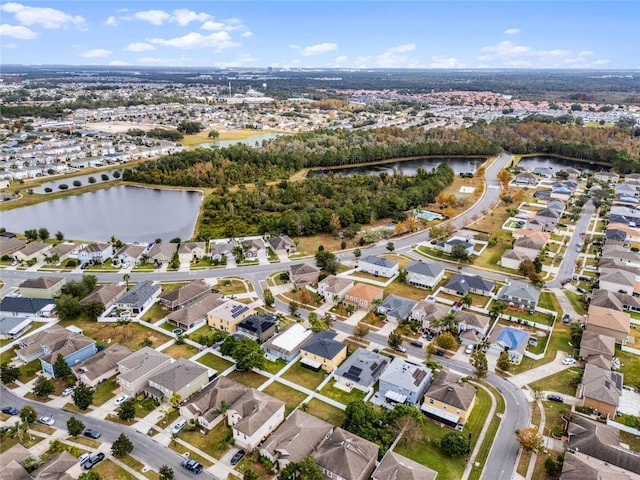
xmin=497 ymin=327 xmax=528 ymax=350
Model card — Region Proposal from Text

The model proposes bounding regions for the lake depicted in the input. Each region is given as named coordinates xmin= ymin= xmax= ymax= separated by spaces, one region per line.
xmin=308 ymin=157 xmax=485 ymax=177
xmin=32 ymin=169 xmax=123 ymax=194
xmin=2 ymin=185 xmax=202 ymax=242
xmin=515 ymin=155 xmax=610 ymax=172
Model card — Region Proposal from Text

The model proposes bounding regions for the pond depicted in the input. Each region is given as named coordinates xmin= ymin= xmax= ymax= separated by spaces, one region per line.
xmin=2 ymin=185 xmax=202 ymax=243
xmin=514 ymin=155 xmax=610 ymax=172
xmin=203 ymin=132 xmax=285 ymax=148
xmin=32 ymin=168 xmax=123 ymax=194
xmin=307 ymin=157 xmax=485 ymax=177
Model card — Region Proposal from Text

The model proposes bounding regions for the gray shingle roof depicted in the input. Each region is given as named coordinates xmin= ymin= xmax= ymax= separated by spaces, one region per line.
xmin=424 ymin=370 xmax=476 ymax=411
xmin=581 ymin=364 xmax=622 ymax=408
xmin=0 ymin=297 xmax=54 ymax=315
xmin=335 ymin=348 xmax=389 ymax=388
xmin=149 ymin=358 xmax=208 ymax=393
xmin=444 ymin=274 xmax=494 ymax=294
xmin=118 ymin=280 xmax=160 ymax=309
xmin=379 ymin=357 xmax=431 ymax=394
xmin=373 ymin=451 xmax=437 ymax=480
xmin=301 ymin=331 xmax=345 ymax=360
xmin=378 ymin=294 xmax=417 ymax=320
xmin=314 ymin=428 xmax=379 ymax=480
xmin=497 ymin=281 xmax=541 ymax=304
xmin=360 ymin=255 xmax=398 ymax=269
xmin=404 ymin=261 xmax=444 ymax=278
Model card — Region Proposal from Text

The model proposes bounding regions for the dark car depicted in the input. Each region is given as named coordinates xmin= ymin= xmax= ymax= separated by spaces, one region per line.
xmin=2 ymin=406 xmax=19 ymax=415
xmin=182 ymin=459 xmax=203 ymax=474
xmin=434 ymin=349 xmax=445 ymax=357
xmin=83 ymin=452 xmax=105 ymax=470
xmin=410 ymin=340 xmax=423 ymax=348
xmin=562 ymin=314 xmax=571 ymax=324
xmin=230 ymin=449 xmax=245 ymax=466
xmin=547 ymin=394 xmax=564 ymax=403
xmin=84 ymin=429 xmax=101 ymax=439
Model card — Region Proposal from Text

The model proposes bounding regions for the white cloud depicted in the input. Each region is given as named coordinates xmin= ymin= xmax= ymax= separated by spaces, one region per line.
xmin=82 ymin=49 xmax=112 ymax=58
xmin=479 ymin=40 xmax=611 ymax=68
xmin=388 ymin=44 xmax=415 ymax=54
xmin=481 ymin=41 xmax=532 ymax=56
xmin=109 ymin=60 xmax=129 ymax=66
xmin=334 ymin=55 xmax=348 ymax=64
xmin=430 ymin=55 xmax=464 ymax=68
xmin=138 ymin=57 xmax=174 ymax=64
xmin=215 ymin=53 xmax=257 ymax=68
xmin=593 ymin=59 xmax=610 ymax=65
xmin=354 ymin=44 xmax=422 ymax=68
xmin=0 ymin=2 xmax=84 ymax=29
xmin=0 ymin=23 xmax=36 ymax=39
xmin=135 ymin=10 xmax=170 ymax=26
xmin=147 ymin=31 xmax=240 ymax=51
xmin=241 ymin=31 xmax=253 ymax=38
xmin=504 ymin=28 xmax=520 ymax=35
xmin=201 ymin=18 xmax=247 ymax=32
xmin=292 ymin=42 xmax=338 ymax=56
xmin=171 ymin=9 xmax=210 ymax=26
xmin=126 ymin=42 xmax=154 ymax=52
xmin=106 ymin=16 xmax=118 ymax=26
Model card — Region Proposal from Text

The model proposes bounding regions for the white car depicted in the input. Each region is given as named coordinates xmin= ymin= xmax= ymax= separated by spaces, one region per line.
xmin=79 ymin=453 xmax=91 ymax=466
xmin=464 ymin=344 xmax=474 ymax=355
xmin=62 ymin=386 xmax=75 ymax=397
xmin=38 ymin=416 xmax=55 ymax=426
xmin=562 ymin=358 xmax=576 ymax=365
xmin=114 ymin=394 xmax=129 ymax=406
xmin=171 ymin=419 xmax=187 ymax=434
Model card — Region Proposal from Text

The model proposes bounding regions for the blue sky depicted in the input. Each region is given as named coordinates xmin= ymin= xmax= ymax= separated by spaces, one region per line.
xmin=1 ymin=1 xmax=638 ymax=69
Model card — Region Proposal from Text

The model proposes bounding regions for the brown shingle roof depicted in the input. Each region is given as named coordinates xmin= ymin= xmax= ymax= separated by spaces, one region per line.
xmin=148 ymin=358 xmax=207 ymax=392
xmin=425 ymin=370 xmax=476 ymax=411
xmin=586 ymin=305 xmax=630 ymax=335
xmin=19 ymin=276 xmax=64 ymax=289
xmin=80 ymin=283 xmax=126 ymax=306
xmin=160 ymin=280 xmax=211 ymax=306
xmin=231 ymin=389 xmax=285 ymax=436
xmin=373 ymin=451 xmax=438 ymax=480
xmin=314 ymin=428 xmax=379 ymax=480
xmin=183 ymin=377 xmax=249 ymax=424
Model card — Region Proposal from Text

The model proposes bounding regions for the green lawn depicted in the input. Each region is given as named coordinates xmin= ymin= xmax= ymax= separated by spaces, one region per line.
xmin=280 ymin=360 xmax=326 ymax=390
xmin=197 ymin=353 xmax=233 ymax=373
xmin=141 ymin=302 xmax=169 ymax=323
xmin=20 ymin=358 xmax=43 ymax=382
xmin=95 ymin=459 xmax=138 ymax=480
xmin=92 ymin=377 xmax=118 ymax=406
xmin=615 ymin=347 xmax=640 ymax=388
xmin=538 ymin=292 xmax=562 ymax=316
xmin=501 ymin=307 xmax=555 ymax=326
xmin=179 ymin=422 xmax=233 ymax=459
xmin=564 ymin=290 xmax=587 ymax=316
xmin=304 ymin=398 xmax=346 ymax=427
xmin=0 ymin=433 xmax=44 ymax=454
xmin=620 ymin=430 xmax=640 ymax=452
xmin=509 ymin=323 xmax=572 ymax=374
xmin=529 ymin=367 xmax=583 ymax=396
xmin=263 ymin=381 xmax=308 ymax=415
xmin=261 ymin=358 xmax=287 ymax=375
xmin=227 ymin=370 xmax=268 ymax=389
xmin=319 ymin=378 xmax=366 ymax=405
xmin=540 ymin=399 xmax=571 ymax=437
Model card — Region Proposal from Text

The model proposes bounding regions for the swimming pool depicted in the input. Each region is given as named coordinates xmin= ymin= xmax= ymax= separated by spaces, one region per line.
xmin=416 ymin=210 xmax=443 ymax=221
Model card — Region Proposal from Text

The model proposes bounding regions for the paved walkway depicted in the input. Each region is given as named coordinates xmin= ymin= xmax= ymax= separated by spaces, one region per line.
xmin=461 ymin=381 xmax=497 ymax=480
xmin=509 ymin=350 xmax=574 ymax=389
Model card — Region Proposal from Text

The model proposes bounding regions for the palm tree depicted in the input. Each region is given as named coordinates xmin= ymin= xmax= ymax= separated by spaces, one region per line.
xmin=461 ymin=293 xmax=473 ymax=309
xmin=169 ymin=392 xmax=182 ymax=407
xmin=122 ymin=273 xmax=130 ymax=288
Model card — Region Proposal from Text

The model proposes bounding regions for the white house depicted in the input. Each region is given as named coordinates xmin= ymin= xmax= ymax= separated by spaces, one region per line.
xmin=227 ymin=389 xmax=285 ymax=451
xmin=78 ymin=243 xmax=113 ymax=265
xmin=404 ymin=261 xmax=444 ymax=289
xmin=358 ymin=255 xmax=399 ymax=278
xmin=317 ymin=275 xmax=354 ymax=303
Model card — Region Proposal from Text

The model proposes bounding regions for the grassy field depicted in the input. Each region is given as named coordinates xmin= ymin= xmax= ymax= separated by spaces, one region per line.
xmin=304 ymin=398 xmax=346 ymax=427
xmin=95 ymin=459 xmax=138 ymax=480
xmin=263 ymin=381 xmax=308 ymax=415
xmin=280 ymin=360 xmax=326 ymax=390
xmin=197 ymin=353 xmax=234 ymax=373
xmin=93 ymin=377 xmax=119 ymax=406
xmin=0 ymin=433 xmax=44 ymax=454
xmin=319 ymin=378 xmax=366 ymax=405
xmin=382 ymin=280 xmax=436 ymax=301
xmin=529 ymin=367 xmax=583 ymax=396
xmin=261 ymin=358 xmax=287 ymax=375
xmin=168 ymin=443 xmax=213 ymax=467
xmin=227 ymin=370 xmax=267 ymax=389
xmin=179 ymin=422 xmax=233 ymax=459
xmin=141 ymin=302 xmax=169 ymax=323
xmin=563 ymin=290 xmax=587 ymax=316
xmin=216 ymin=279 xmax=250 ymax=295
xmin=57 ymin=318 xmax=171 ymax=351
xmin=180 ymin=129 xmax=281 ymax=146
xmin=615 ymin=347 xmax=640 ymax=388
xmin=162 ymin=342 xmax=198 ymax=359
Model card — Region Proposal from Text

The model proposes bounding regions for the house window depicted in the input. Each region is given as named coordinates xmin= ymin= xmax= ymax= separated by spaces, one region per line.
xmin=429 ymin=398 xmax=434 ymax=404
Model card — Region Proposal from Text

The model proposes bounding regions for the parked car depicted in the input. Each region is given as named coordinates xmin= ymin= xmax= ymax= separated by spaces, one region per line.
xmin=114 ymin=394 xmax=129 ymax=406
xmin=78 ymin=453 xmax=91 ymax=466
xmin=394 ymin=345 xmax=407 ymax=353
xmin=434 ymin=349 xmax=445 ymax=356
xmin=171 ymin=420 xmax=187 ymax=434
xmin=230 ymin=449 xmax=245 ymax=466
xmin=83 ymin=452 xmax=105 ymax=470
xmin=410 ymin=340 xmax=423 ymax=348
xmin=2 ymin=406 xmax=19 ymax=415
xmin=562 ymin=358 xmax=576 ymax=365
xmin=84 ymin=429 xmax=101 ymax=439
xmin=464 ymin=344 xmax=474 ymax=355
xmin=562 ymin=314 xmax=571 ymax=324
xmin=182 ymin=459 xmax=203 ymax=473
xmin=576 ymin=287 xmax=587 ymax=294
xmin=547 ymin=394 xmax=564 ymax=403
xmin=62 ymin=386 xmax=75 ymax=397
xmin=38 ymin=416 xmax=55 ymax=426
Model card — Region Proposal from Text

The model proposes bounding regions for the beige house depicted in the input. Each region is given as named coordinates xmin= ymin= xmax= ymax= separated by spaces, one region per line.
xmin=72 ymin=344 xmax=134 ymax=387
xmin=500 ymin=249 xmax=533 ymax=270
xmin=147 ymin=242 xmax=177 ymax=264
xmin=46 ymin=242 xmax=80 ymax=263
xmin=411 ymin=301 xmax=450 ymax=330
xmin=146 ymin=358 xmax=209 ymax=402
xmin=299 ymin=330 xmax=347 ymax=372
xmin=0 ymin=237 xmax=26 ymax=258
xmin=207 ymin=299 xmax=254 ymax=333
xmin=117 ymin=347 xmax=172 ymax=397
xmin=579 ymin=331 xmax=616 ymax=361
xmin=19 ymin=276 xmax=65 ymax=298
xmin=228 ymin=389 xmax=285 ymax=451
xmin=180 ymin=377 xmax=250 ymax=429
xmin=317 ymin=275 xmax=354 ymax=303
xmin=80 ymin=283 xmax=127 ymax=311
xmin=586 ymin=305 xmax=630 ymax=345
xmin=314 ymin=428 xmax=379 ymax=480
xmin=167 ymin=292 xmax=224 ymax=331
xmin=289 ymin=263 xmax=321 ymax=287
xmin=16 ymin=324 xmax=76 ymax=363
xmin=513 ymin=235 xmax=546 ymax=259
xmin=13 ymin=241 xmax=52 ymax=262
xmin=421 ymin=370 xmax=476 ymax=427
xmin=178 ymin=242 xmax=206 ymax=263
xmin=343 ymin=283 xmax=384 ymax=311
xmin=268 ymin=235 xmax=296 ymax=256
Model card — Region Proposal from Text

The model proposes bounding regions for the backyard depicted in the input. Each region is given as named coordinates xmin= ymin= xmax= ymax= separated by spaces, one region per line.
xmin=262 ymin=381 xmax=308 ymax=415
xmin=227 ymin=370 xmax=267 ymax=389
xmin=319 ymin=378 xmax=366 ymax=405
xmin=196 ymin=353 xmax=234 ymax=373
xmin=529 ymin=367 xmax=584 ymax=397
xmin=57 ymin=318 xmax=171 ymax=351
xmin=303 ymin=398 xmax=346 ymax=427
xmin=280 ymin=360 xmax=326 ymax=390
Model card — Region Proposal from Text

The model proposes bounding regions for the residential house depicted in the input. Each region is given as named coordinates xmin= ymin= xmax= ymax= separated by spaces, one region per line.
xmin=145 ymin=358 xmax=209 ymax=402
xmin=514 ymin=172 xmax=538 ymax=186
xmin=113 ymin=243 xmax=147 ymax=266
xmin=78 ymin=242 xmax=113 ymax=265
xmin=589 ymin=288 xmax=637 ymax=313
xmin=526 ymin=207 xmax=561 ymax=232
xmin=240 ymin=238 xmax=267 ymax=260
xmin=560 ymin=451 xmax=640 ymax=480
xmin=496 ymin=281 xmax=541 ymax=312
xmin=579 ymin=331 xmax=616 ymax=362
xmin=372 ymin=451 xmax=438 ymax=480
xmin=80 ymin=283 xmax=126 ymax=311
xmin=567 ymin=415 xmax=640 ymax=475
xmin=209 ymin=241 xmax=234 ymax=261
xmin=317 ymin=275 xmax=354 ymax=303
xmin=71 ymin=344 xmax=134 ymax=387
xmin=599 ymin=268 xmax=636 ymax=295
xmin=314 ymin=428 xmax=379 ymax=480
xmin=178 ymin=242 xmax=206 ymax=263
xmin=560 ymin=167 xmax=581 ymax=179
xmin=377 ymin=294 xmax=417 ymax=323
xmin=500 ymin=249 xmax=534 ymax=271
xmin=115 ymin=280 xmax=161 ymax=315
xmin=421 ymin=370 xmax=477 ymax=427
xmin=263 ymin=323 xmax=313 ymax=362
xmin=289 ymin=263 xmax=321 ymax=287
xmin=300 ymin=330 xmax=347 ymax=372
xmin=511 ymin=229 xmax=550 ymax=242
xmin=488 ymin=325 xmax=530 ymax=364
xmin=578 ymin=363 xmax=623 ymax=419
xmin=268 ymin=235 xmax=297 ymax=256
xmin=29 ymin=451 xmax=77 ymax=480
xmin=16 ymin=324 xmax=75 ymax=363
xmin=547 ymin=199 xmax=567 ymax=212
xmin=599 ymin=258 xmax=640 ymax=279
xmin=40 ymin=331 xmax=96 ymax=378
xmin=606 ymin=228 xmax=628 ymax=246
xmin=615 ymin=183 xmax=638 ymax=197
xmin=180 ymin=376 xmax=250 ymax=429
xmin=594 ymin=171 xmax=619 ymax=183
xmin=13 ymin=241 xmax=52 ymax=262
xmin=550 ymin=185 xmax=574 ymax=201
xmin=608 ymin=206 xmax=640 ymax=227
xmin=454 ymin=310 xmax=490 ymax=337
xmin=411 ymin=301 xmax=451 ymax=331
xmin=404 ymin=261 xmax=445 ymax=289
xmin=117 ymin=347 xmax=172 ymax=397
xmin=624 ymin=173 xmax=640 ymax=185
xmin=0 ymin=297 xmax=55 ymax=317
xmin=358 ymin=255 xmax=399 ymax=278
xmin=259 ymin=410 xmax=333 ymax=470
xmin=378 ymin=357 xmax=432 ymax=407
xmin=147 ymin=242 xmax=177 ymax=265
xmin=442 ymin=274 xmax=495 ymax=297
xmin=436 ymin=238 xmax=475 ymax=257
xmin=334 ymin=348 xmax=389 ymax=391
xmin=602 ymin=245 xmax=640 ymax=268
xmin=586 ymin=305 xmax=630 ymax=345
xmin=512 ymin=235 xmax=546 ymax=260
xmin=46 ymin=242 xmax=80 ymax=263
xmin=159 ymin=279 xmax=211 ymax=311
xmin=0 ymin=237 xmax=26 ymax=258
xmin=0 ymin=316 xmax=32 ymax=340
xmin=531 ymin=166 xmax=554 ymax=178
xmin=1 ymin=443 xmax=31 ymax=480
xmin=228 ymin=389 xmax=285 ymax=450
xmin=207 ymin=299 xmax=253 ymax=333
xmin=236 ymin=314 xmax=278 ymax=343
xmin=343 ymin=283 xmax=384 ymax=311
xmin=18 ymin=276 xmax=65 ymax=298
xmin=167 ymin=292 xmax=224 ymax=331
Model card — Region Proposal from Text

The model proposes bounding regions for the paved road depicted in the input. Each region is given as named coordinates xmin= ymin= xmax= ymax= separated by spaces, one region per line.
xmin=546 ymin=199 xmax=595 ymax=288
xmin=0 ymin=386 xmax=215 ymax=480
